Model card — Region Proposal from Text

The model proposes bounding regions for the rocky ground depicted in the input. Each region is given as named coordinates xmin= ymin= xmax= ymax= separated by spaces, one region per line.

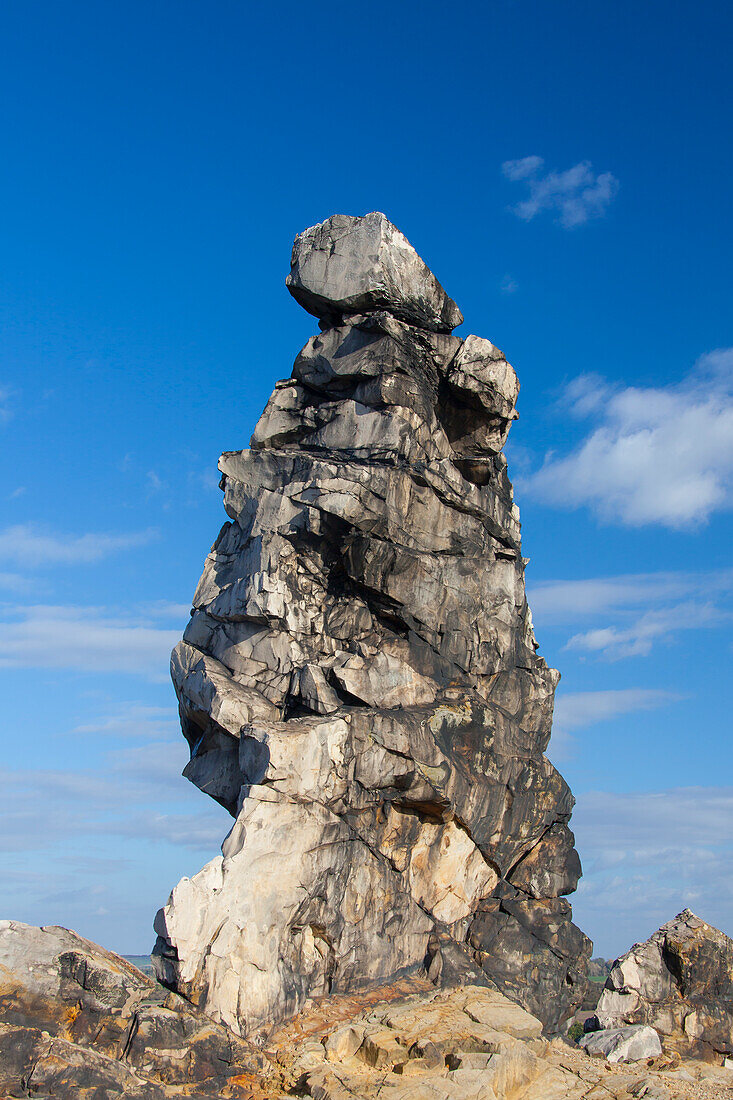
xmin=2 ymin=920 xmax=732 ymax=1100
xmin=0 ymin=920 xmax=266 ymax=1099
xmin=256 ymin=979 xmax=733 ymax=1100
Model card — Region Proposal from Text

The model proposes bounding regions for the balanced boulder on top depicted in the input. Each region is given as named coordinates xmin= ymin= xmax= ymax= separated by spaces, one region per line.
xmin=286 ymin=211 xmax=464 ymax=332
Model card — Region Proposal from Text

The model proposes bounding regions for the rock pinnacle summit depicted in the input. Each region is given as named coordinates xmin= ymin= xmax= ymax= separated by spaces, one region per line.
xmin=153 ymin=213 xmax=591 ymax=1039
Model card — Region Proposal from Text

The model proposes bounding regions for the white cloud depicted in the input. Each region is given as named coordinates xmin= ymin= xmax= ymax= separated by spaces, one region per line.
xmin=501 ymin=156 xmax=619 ymax=228
xmin=500 ymin=274 xmax=518 ymax=294
xmin=111 ymin=812 xmax=227 ymax=849
xmin=0 ymin=755 xmax=228 ymax=854
xmin=0 ymin=571 xmax=35 ymax=593
xmin=529 ymin=569 xmax=733 ymax=624
xmin=577 ymin=787 xmax=733 ymax=850
xmin=0 ymin=524 xmax=157 ymax=567
xmin=0 ymin=723 xmax=229 ymax=856
xmin=141 ymin=600 xmax=192 ymax=620
xmin=0 ymin=385 xmax=13 ymax=424
xmin=146 ymin=470 xmax=166 ymax=494
xmin=523 ymin=349 xmax=733 ymax=527
xmin=529 ymin=568 xmax=733 ymax=659
xmin=566 ymin=601 xmax=729 ymax=659
xmin=502 ymin=155 xmax=545 ymax=181
xmin=549 ymin=687 xmax=679 ymax=761
xmin=74 ymin=703 xmax=177 ymax=740
xmin=571 ymin=787 xmax=733 ymax=956
xmin=0 ymin=604 xmax=179 ymax=678
xmin=554 ymin=688 xmax=679 ymax=731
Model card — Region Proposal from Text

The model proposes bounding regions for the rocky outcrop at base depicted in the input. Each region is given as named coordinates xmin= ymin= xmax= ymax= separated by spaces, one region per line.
xmin=2 ymin=919 xmax=732 ymax=1100
xmin=152 ymin=212 xmax=590 ymax=1040
xmin=0 ymin=920 xmax=264 ymax=1098
xmin=595 ymin=909 xmax=733 ymax=1058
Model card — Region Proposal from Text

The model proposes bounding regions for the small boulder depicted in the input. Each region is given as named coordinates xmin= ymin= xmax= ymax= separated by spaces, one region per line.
xmin=324 ymin=1023 xmax=366 ymax=1061
xmin=627 ymin=1079 xmax=671 ymax=1099
xmin=579 ymin=1024 xmax=662 ymax=1063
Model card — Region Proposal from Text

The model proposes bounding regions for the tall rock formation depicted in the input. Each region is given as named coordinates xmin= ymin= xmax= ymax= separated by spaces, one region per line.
xmin=153 ymin=212 xmax=590 ymax=1039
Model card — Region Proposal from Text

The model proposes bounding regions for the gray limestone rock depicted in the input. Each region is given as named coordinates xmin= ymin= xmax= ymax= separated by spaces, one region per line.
xmin=579 ymin=1024 xmax=662 ymax=1063
xmin=594 ymin=909 xmax=733 ymax=1057
xmin=286 ymin=212 xmax=464 ymax=332
xmin=153 ymin=215 xmax=590 ymax=1040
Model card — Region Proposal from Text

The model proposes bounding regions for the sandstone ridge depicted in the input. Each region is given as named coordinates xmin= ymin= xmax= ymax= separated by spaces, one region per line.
xmin=152 ymin=212 xmax=591 ymax=1040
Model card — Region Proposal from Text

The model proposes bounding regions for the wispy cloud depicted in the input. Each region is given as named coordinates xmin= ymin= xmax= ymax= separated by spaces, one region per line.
xmin=0 ymin=733 xmax=229 ymax=954
xmin=566 ymin=601 xmax=729 ymax=659
xmin=500 ymin=274 xmax=518 ymax=294
xmin=0 ymin=604 xmax=179 ymax=678
xmin=501 ymin=156 xmax=619 ymax=228
xmin=111 ymin=812 xmax=227 ymax=849
xmin=529 ymin=569 xmax=733 ymax=624
xmin=0 ymin=385 xmax=14 ymax=424
xmin=0 ymin=746 xmax=228 ymax=854
xmin=522 ymin=349 xmax=733 ymax=527
xmin=550 ymin=687 xmax=679 ymax=760
xmin=0 ymin=524 xmax=157 ymax=567
xmin=0 ymin=571 xmax=35 ymax=593
xmin=554 ymin=688 xmax=680 ymax=731
xmin=141 ymin=600 xmax=192 ymax=620
xmin=146 ymin=470 xmax=166 ymax=494
xmin=572 ymin=786 xmax=733 ymax=956
xmin=530 ymin=568 xmax=733 ymax=660
xmin=74 ymin=703 xmax=177 ymax=740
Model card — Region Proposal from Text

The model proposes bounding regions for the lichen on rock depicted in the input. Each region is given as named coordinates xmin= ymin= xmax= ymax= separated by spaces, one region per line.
xmin=152 ymin=212 xmax=591 ymax=1039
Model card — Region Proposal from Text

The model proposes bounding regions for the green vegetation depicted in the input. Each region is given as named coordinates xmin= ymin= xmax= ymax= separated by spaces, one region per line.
xmin=567 ymin=1022 xmax=585 ymax=1044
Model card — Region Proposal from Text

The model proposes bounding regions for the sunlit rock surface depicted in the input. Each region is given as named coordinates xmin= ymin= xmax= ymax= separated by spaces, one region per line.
xmin=153 ymin=213 xmax=590 ymax=1038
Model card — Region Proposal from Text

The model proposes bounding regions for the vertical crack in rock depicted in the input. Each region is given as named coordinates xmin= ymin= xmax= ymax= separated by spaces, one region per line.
xmin=152 ymin=211 xmax=591 ymax=1039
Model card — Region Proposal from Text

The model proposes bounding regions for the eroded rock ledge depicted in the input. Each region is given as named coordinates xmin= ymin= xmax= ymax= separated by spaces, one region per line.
xmin=152 ymin=212 xmax=591 ymax=1039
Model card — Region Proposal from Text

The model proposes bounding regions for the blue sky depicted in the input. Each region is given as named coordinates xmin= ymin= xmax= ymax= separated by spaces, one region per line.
xmin=1 ymin=0 xmax=731 ymax=957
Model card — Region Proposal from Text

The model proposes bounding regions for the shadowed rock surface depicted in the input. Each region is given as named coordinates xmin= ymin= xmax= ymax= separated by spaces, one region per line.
xmin=0 ymin=920 xmax=265 ymax=1098
xmin=153 ymin=212 xmax=591 ymax=1040
xmin=595 ymin=909 xmax=733 ymax=1058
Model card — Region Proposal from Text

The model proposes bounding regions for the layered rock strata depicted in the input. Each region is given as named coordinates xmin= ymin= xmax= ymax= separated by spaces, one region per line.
xmin=153 ymin=212 xmax=590 ymax=1039
xmin=595 ymin=909 xmax=733 ymax=1058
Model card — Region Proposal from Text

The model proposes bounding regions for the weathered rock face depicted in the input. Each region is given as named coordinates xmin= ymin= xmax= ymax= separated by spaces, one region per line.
xmin=153 ymin=212 xmax=590 ymax=1039
xmin=0 ymin=920 xmax=263 ymax=1098
xmin=595 ymin=909 xmax=733 ymax=1057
